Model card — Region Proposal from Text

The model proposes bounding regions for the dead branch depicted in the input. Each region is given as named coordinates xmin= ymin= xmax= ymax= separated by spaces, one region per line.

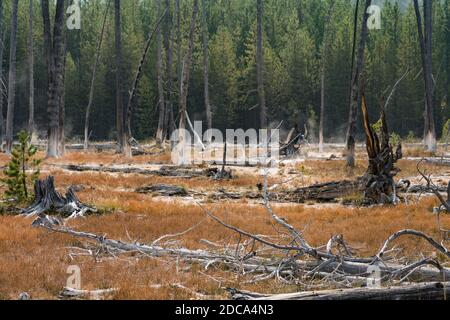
xmin=228 ymin=281 xmax=450 ymax=300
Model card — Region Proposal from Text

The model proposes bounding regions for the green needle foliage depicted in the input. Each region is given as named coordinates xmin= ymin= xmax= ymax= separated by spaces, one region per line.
xmin=2 ymin=131 xmax=41 ymax=203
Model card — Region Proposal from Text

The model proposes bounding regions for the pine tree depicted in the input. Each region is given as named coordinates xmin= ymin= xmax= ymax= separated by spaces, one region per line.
xmin=3 ymin=131 xmax=41 ymax=203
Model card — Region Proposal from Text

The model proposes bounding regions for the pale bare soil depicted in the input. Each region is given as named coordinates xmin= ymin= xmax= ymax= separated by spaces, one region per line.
xmin=0 ymin=144 xmax=449 ymax=300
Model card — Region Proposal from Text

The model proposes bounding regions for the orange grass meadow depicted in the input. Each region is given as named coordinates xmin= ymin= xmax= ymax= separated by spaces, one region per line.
xmin=0 ymin=151 xmax=449 ymax=300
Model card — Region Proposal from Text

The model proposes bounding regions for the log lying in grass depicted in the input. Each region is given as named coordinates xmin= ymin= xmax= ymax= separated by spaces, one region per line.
xmin=136 ymin=184 xmax=189 ymax=197
xmin=229 ymin=282 xmax=450 ymax=300
xmin=59 ymin=287 xmax=117 ymax=300
xmin=54 ymin=164 xmax=224 ymax=179
xmin=22 ymin=176 xmax=96 ymax=219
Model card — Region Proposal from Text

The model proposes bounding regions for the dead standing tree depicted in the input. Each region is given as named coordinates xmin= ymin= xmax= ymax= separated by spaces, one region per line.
xmin=345 ymin=0 xmax=371 ymax=167
xmin=41 ymin=0 xmax=67 ymax=158
xmin=257 ymin=0 xmax=267 ymax=129
xmin=178 ymin=0 xmax=199 ymax=141
xmin=84 ymin=0 xmax=111 ymax=151
xmin=5 ymin=0 xmax=19 ymax=154
xmin=202 ymin=0 xmax=212 ymax=133
xmin=28 ymin=0 xmax=35 ymax=137
xmin=0 ymin=0 xmax=4 ymax=150
xmin=156 ymin=0 xmax=167 ymax=144
xmin=414 ymin=0 xmax=437 ymax=153
xmin=124 ymin=9 xmax=167 ymax=157
xmin=114 ymin=0 xmax=126 ymax=155
xmin=319 ymin=0 xmax=335 ymax=153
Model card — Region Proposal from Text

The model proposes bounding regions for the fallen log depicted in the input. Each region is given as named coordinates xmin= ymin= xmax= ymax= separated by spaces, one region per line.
xmin=229 ymin=282 xmax=450 ymax=300
xmin=53 ymin=164 xmax=223 ymax=179
xmin=59 ymin=287 xmax=117 ymax=300
xmin=136 ymin=184 xmax=189 ymax=197
xmin=22 ymin=176 xmax=96 ymax=219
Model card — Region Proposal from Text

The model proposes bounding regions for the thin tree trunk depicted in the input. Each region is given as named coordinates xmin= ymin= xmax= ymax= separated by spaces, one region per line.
xmin=163 ymin=0 xmax=174 ymax=142
xmin=115 ymin=0 xmax=126 ymax=154
xmin=156 ymin=0 xmax=167 ymax=143
xmin=178 ymin=0 xmax=199 ymax=139
xmin=84 ymin=1 xmax=110 ymax=151
xmin=414 ymin=0 xmax=437 ymax=152
xmin=319 ymin=0 xmax=335 ymax=153
xmin=257 ymin=0 xmax=267 ymax=129
xmin=59 ymin=39 xmax=68 ymax=157
xmin=174 ymin=0 xmax=182 ymax=141
xmin=5 ymin=0 xmax=19 ymax=154
xmin=125 ymin=9 xmax=167 ymax=157
xmin=28 ymin=0 xmax=35 ymax=138
xmin=345 ymin=0 xmax=372 ymax=167
xmin=0 ymin=0 xmax=5 ymax=150
xmin=202 ymin=0 xmax=212 ymax=132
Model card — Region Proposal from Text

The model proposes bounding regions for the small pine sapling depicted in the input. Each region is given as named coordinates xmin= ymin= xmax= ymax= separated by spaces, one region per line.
xmin=2 ymin=131 xmax=41 ymax=203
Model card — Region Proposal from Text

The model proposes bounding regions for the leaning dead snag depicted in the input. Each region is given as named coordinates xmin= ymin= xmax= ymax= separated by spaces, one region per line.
xmin=22 ymin=176 xmax=96 ymax=219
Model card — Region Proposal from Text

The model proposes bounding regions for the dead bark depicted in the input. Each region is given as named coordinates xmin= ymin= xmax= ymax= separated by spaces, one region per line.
xmin=59 ymin=287 xmax=117 ymax=300
xmin=115 ymin=0 xmax=126 ymax=155
xmin=5 ymin=0 xmax=19 ymax=154
xmin=229 ymin=282 xmax=450 ymax=300
xmin=359 ymin=94 xmax=402 ymax=204
xmin=345 ymin=0 xmax=372 ymax=167
xmin=0 ymin=0 xmax=4 ymax=150
xmin=257 ymin=0 xmax=267 ymax=129
xmin=163 ymin=0 xmax=175 ymax=142
xmin=178 ymin=0 xmax=199 ymax=139
xmin=28 ymin=0 xmax=35 ymax=137
xmin=22 ymin=176 xmax=96 ymax=219
xmin=202 ymin=0 xmax=212 ymax=132
xmin=54 ymin=164 xmax=223 ymax=179
xmin=41 ymin=0 xmax=67 ymax=158
xmin=125 ymin=9 xmax=167 ymax=157
xmin=156 ymin=0 xmax=167 ymax=144
xmin=136 ymin=184 xmax=188 ymax=197
xmin=414 ymin=0 xmax=437 ymax=152
xmin=319 ymin=0 xmax=335 ymax=153
xmin=84 ymin=0 xmax=110 ymax=151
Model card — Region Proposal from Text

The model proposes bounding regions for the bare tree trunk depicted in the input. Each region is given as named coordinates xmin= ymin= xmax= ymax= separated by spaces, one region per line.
xmin=345 ymin=0 xmax=372 ymax=167
xmin=0 ymin=0 xmax=5 ymax=151
xmin=115 ymin=0 xmax=126 ymax=154
xmin=178 ymin=0 xmax=199 ymax=139
xmin=202 ymin=0 xmax=212 ymax=133
xmin=41 ymin=0 xmax=66 ymax=158
xmin=257 ymin=0 xmax=267 ymax=129
xmin=84 ymin=0 xmax=111 ymax=151
xmin=156 ymin=0 xmax=167 ymax=143
xmin=84 ymin=1 xmax=110 ymax=151
xmin=5 ymin=0 xmax=19 ymax=154
xmin=163 ymin=0 xmax=175 ymax=142
xmin=28 ymin=0 xmax=35 ymax=138
xmin=59 ymin=40 xmax=68 ymax=157
xmin=125 ymin=9 xmax=167 ymax=157
xmin=319 ymin=1 xmax=335 ymax=153
xmin=414 ymin=0 xmax=437 ymax=152
xmin=176 ymin=0 xmax=182 ymax=109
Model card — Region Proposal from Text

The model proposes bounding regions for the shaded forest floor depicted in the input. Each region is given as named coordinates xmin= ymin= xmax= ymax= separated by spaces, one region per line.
xmin=0 ymin=143 xmax=449 ymax=300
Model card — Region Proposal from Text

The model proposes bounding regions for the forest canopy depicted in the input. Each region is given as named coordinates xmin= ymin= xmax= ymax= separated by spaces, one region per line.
xmin=0 ymin=0 xmax=449 ymax=143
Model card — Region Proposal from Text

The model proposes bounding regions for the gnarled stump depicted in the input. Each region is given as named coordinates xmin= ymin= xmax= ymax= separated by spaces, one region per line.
xmin=23 ymin=176 xmax=96 ymax=219
xmin=360 ymin=94 xmax=402 ymax=204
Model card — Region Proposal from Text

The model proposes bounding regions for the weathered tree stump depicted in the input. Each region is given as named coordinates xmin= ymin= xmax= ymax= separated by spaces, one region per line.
xmin=22 ymin=176 xmax=96 ymax=219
